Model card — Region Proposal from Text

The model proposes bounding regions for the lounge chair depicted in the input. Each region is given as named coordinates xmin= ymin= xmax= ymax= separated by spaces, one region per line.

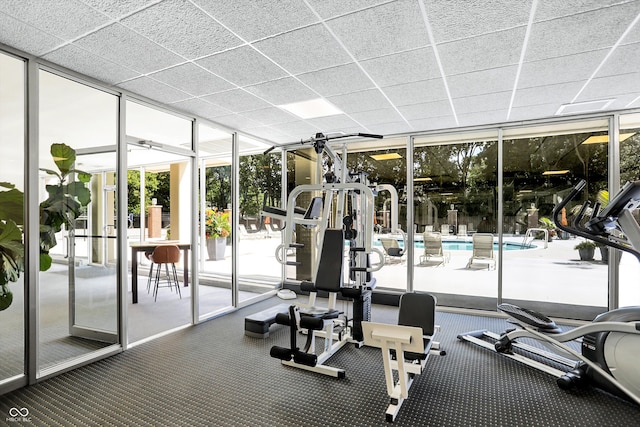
xmin=379 ymin=238 xmax=405 ymax=264
xmin=466 ymin=233 xmax=496 ymax=270
xmin=419 ymin=232 xmax=449 ymax=266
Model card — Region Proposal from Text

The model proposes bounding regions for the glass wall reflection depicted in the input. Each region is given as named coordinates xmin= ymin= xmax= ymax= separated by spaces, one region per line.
xmin=0 ymin=52 xmax=25 ymax=383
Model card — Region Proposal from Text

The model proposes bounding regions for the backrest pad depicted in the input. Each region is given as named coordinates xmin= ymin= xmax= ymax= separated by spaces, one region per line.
xmin=398 ymin=292 xmax=436 ymax=336
xmin=314 ymin=228 xmax=344 ymax=292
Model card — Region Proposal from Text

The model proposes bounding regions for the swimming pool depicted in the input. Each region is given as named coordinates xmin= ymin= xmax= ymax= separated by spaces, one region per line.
xmin=374 ymin=239 xmax=534 ymax=251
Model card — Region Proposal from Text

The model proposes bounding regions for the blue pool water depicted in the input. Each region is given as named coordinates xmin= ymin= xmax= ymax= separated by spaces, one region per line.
xmin=375 ymin=240 xmax=533 ymax=251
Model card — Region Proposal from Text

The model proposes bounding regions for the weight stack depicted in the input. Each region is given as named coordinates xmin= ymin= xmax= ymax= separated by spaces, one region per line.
xmin=352 ymin=289 xmax=372 ymax=342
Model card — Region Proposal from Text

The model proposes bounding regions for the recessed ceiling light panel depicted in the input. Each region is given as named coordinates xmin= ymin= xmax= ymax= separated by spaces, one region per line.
xmin=279 ymin=98 xmax=343 ymax=119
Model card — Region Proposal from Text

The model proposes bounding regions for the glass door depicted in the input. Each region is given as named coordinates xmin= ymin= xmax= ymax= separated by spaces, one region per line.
xmin=38 ymin=70 xmax=120 ymax=372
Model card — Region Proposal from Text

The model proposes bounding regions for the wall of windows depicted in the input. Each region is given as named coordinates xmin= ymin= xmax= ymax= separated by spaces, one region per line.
xmin=4 ymin=42 xmax=640 ymax=394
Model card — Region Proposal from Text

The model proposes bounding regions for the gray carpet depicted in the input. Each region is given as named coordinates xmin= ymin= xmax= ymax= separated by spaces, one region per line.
xmin=1 ymin=298 xmax=639 ymax=426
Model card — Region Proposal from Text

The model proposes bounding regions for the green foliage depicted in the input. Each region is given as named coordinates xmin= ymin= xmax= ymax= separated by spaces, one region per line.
xmin=574 ymin=240 xmax=597 ymax=250
xmin=204 ymin=209 xmax=231 ymax=239
xmin=0 ymin=220 xmax=24 ymax=286
xmin=127 ymin=170 xmax=161 ymax=215
xmin=39 ymin=143 xmax=92 ymax=270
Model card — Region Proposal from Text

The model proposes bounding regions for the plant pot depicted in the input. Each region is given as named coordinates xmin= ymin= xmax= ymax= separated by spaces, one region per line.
xmin=599 ymin=246 xmax=609 ymax=263
xmin=578 ymin=247 xmax=595 ymax=261
xmin=206 ymin=237 xmax=226 ymax=261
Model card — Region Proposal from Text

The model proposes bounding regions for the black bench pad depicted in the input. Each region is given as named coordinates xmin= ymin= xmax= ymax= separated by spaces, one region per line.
xmin=244 ymin=303 xmax=291 ymax=338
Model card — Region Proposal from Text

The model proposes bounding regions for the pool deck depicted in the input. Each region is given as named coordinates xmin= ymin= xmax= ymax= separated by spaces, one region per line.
xmin=128 ymin=231 xmax=640 ymax=309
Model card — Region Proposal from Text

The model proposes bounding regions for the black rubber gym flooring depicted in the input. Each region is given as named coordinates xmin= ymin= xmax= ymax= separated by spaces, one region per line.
xmin=1 ymin=298 xmax=639 ymax=426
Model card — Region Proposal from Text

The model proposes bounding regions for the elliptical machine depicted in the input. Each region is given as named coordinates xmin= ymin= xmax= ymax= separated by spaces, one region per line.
xmin=458 ymin=179 xmax=640 ymax=405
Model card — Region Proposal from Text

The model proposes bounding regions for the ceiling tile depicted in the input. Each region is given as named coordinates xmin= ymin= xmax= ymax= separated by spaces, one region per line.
xmin=0 ymin=0 xmax=109 ymax=40
xmin=409 ymin=116 xmax=458 ymax=132
xmin=240 ymin=107 xmax=298 ymax=126
xmin=534 ymin=0 xmax=631 ymax=21
xmin=307 ymin=114 xmax=360 ymax=132
xmin=326 ymin=1 xmax=429 ymax=60
xmin=244 ymin=78 xmax=317 ymax=105
xmin=149 ymin=63 xmax=233 ymax=96
xmin=297 ymin=63 xmax=373 ymax=96
xmin=526 ymin=4 xmax=640 ymax=61
xmin=576 ymin=73 xmax=640 ymax=101
xmin=253 ymin=24 xmax=351 ymax=74
xmin=518 ymin=50 xmax=607 ymax=88
xmin=202 ymin=89 xmax=271 ymax=112
xmin=398 ymin=101 xmax=453 ymax=120
xmin=118 ymin=76 xmax=191 ymax=103
xmin=0 ymin=14 xmax=65 ymax=56
xmin=458 ymin=109 xmax=509 ymax=127
xmin=120 ymin=0 xmax=241 ymax=60
xmin=453 ymin=92 xmax=512 ymax=115
xmin=243 ymin=126 xmax=293 ymax=144
xmin=383 ymin=79 xmax=448 ymax=106
xmin=43 ymin=44 xmax=140 ymax=84
xmin=306 ymin=0 xmax=389 ymax=19
xmin=508 ymin=103 xmax=560 ymax=121
xmin=81 ymin=0 xmax=156 ymax=19
xmin=448 ymin=66 xmax=517 ymax=98
xmin=367 ymin=121 xmax=412 ymax=135
xmin=361 ymin=47 xmax=440 ymax=87
xmin=211 ymin=113 xmax=260 ymax=130
xmin=327 ymin=89 xmax=391 ymax=113
xmin=596 ymin=42 xmax=640 ymax=78
xmin=75 ymin=23 xmax=184 ymax=73
xmin=271 ymin=120 xmax=321 ymax=138
xmin=512 ymin=81 xmax=583 ymax=108
xmin=194 ymin=0 xmax=318 ymax=41
xmin=170 ymin=98 xmax=231 ymax=118
xmin=350 ymin=108 xmax=404 ymax=126
xmin=439 ymin=27 xmax=526 ymax=75
xmin=426 ymin=0 xmax=532 ymax=42
xmin=197 ymin=45 xmax=287 ymax=87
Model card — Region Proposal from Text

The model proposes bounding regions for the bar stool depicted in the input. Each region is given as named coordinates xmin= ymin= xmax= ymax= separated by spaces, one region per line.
xmin=149 ymin=245 xmax=182 ymax=302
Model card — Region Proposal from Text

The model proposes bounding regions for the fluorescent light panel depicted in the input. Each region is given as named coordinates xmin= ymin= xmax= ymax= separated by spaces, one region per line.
xmin=582 ymin=132 xmax=635 ymax=144
xmin=414 ymin=177 xmax=433 ymax=182
xmin=542 ymin=170 xmax=570 ymax=175
xmin=278 ymin=98 xmax=343 ymax=119
xmin=370 ymin=153 xmax=402 ymax=160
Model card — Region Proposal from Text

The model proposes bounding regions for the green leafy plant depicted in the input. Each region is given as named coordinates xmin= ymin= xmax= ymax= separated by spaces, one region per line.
xmin=574 ymin=241 xmax=597 ymax=250
xmin=0 ymin=143 xmax=91 ymax=311
xmin=204 ymin=208 xmax=231 ymax=239
xmin=39 ymin=143 xmax=92 ymax=270
xmin=0 ymin=182 xmax=25 ymax=311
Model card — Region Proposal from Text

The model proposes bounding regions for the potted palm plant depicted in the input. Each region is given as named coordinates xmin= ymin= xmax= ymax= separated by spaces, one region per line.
xmin=205 ymin=208 xmax=231 ymax=260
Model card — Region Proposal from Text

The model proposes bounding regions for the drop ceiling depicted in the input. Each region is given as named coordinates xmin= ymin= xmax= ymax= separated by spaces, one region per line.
xmin=2 ymin=0 xmax=640 ymax=146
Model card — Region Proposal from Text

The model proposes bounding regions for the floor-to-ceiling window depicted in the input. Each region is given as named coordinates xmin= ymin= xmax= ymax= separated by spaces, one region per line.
xmin=412 ymin=131 xmax=499 ymax=308
xmin=237 ymin=139 xmax=282 ymax=304
xmin=618 ymin=113 xmax=640 ymax=308
xmin=197 ymin=122 xmax=233 ymax=317
xmin=126 ymin=100 xmax=194 ymax=343
xmin=38 ymin=70 xmax=119 ymax=372
xmin=348 ymin=141 xmax=409 ymax=292
xmin=0 ymin=52 xmax=25 ymax=385
xmin=501 ymin=120 xmax=609 ymax=318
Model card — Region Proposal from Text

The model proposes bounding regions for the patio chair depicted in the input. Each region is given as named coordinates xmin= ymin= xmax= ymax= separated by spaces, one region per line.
xmin=380 ymin=238 xmax=405 ymax=264
xmin=419 ymin=232 xmax=449 ymax=266
xmin=466 ymin=233 xmax=496 ymax=270
xmin=440 ymin=224 xmax=450 ymax=236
